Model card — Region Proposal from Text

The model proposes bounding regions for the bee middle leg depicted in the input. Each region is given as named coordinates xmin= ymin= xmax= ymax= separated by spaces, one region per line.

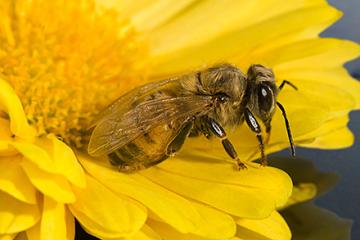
xmin=204 ymin=116 xmax=247 ymax=170
xmin=244 ymin=108 xmax=267 ymax=166
xmin=166 ymin=120 xmax=194 ymax=156
xmin=264 ymin=125 xmax=271 ymax=144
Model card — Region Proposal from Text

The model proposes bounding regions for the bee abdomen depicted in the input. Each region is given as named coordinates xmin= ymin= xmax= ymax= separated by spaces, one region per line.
xmin=108 ymin=125 xmax=171 ymax=168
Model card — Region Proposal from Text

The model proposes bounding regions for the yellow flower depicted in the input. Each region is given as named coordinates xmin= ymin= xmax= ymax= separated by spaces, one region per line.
xmin=0 ymin=1 xmax=359 ymax=240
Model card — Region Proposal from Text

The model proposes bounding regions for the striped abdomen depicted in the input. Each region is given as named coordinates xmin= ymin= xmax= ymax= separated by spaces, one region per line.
xmin=108 ymin=119 xmax=184 ymax=171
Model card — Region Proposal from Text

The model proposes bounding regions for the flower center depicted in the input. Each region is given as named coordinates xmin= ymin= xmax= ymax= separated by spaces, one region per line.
xmin=0 ymin=1 xmax=148 ymax=148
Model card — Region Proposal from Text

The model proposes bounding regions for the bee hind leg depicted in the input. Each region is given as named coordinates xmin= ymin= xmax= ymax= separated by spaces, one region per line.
xmin=108 ymin=152 xmax=146 ymax=173
xmin=108 ymin=152 xmax=126 ymax=166
xmin=204 ymin=116 xmax=247 ymax=170
xmin=118 ymin=162 xmax=146 ymax=173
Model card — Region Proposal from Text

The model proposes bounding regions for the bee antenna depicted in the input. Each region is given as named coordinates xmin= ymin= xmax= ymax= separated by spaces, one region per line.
xmin=276 ymin=102 xmax=295 ymax=157
xmin=278 ymin=80 xmax=298 ymax=91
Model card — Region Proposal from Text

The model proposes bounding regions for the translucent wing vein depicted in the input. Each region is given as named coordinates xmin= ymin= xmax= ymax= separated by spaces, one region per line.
xmin=88 ymin=95 xmax=212 ymax=156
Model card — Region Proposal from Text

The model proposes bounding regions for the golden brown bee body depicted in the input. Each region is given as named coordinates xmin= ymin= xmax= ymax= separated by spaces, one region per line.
xmin=88 ymin=64 xmax=295 ymax=172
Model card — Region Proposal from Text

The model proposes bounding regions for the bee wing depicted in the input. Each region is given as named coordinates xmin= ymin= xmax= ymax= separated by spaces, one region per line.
xmin=88 ymin=78 xmax=179 ymax=129
xmin=88 ymin=94 xmax=212 ymax=156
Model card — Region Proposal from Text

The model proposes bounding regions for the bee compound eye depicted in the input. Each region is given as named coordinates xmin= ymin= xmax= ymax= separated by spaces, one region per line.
xmin=258 ymin=85 xmax=273 ymax=111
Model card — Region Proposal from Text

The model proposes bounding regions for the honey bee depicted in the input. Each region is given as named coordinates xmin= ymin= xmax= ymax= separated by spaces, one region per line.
xmin=88 ymin=63 xmax=296 ymax=172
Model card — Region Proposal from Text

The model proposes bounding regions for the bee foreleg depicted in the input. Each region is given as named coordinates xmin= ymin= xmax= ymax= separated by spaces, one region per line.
xmin=204 ymin=117 xmax=247 ymax=170
xmin=244 ymin=108 xmax=267 ymax=166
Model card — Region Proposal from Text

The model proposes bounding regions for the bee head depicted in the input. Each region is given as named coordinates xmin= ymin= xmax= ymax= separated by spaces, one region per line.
xmin=198 ymin=64 xmax=247 ymax=126
xmin=246 ymin=64 xmax=279 ymax=130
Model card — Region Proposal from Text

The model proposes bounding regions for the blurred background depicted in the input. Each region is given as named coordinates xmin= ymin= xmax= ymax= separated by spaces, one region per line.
xmin=275 ymin=0 xmax=360 ymax=239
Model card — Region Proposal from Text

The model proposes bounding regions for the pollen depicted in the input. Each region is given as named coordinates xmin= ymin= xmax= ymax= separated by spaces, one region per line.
xmin=0 ymin=0 xmax=147 ymax=148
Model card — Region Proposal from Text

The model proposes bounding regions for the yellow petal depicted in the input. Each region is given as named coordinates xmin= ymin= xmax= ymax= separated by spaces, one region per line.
xmin=188 ymin=201 xmax=236 ymax=239
xmin=125 ymin=224 xmax=162 ymax=240
xmin=119 ymin=1 xmax=197 ymax=32
xmin=261 ymin=105 xmax=330 ymax=149
xmin=236 ymin=211 xmax=291 ymax=240
xmin=280 ymin=67 xmax=360 ymax=109
xmin=297 ymin=115 xmax=354 ymax=149
xmin=148 ymin=3 xmax=341 ymax=76
xmin=21 ymin=160 xmax=75 ymax=204
xmin=26 ymin=197 xmax=74 ymax=240
xmin=11 ymin=135 xmax=86 ymax=188
xmin=283 ymin=183 xmax=317 ymax=209
xmin=149 ymin=0 xmax=335 ymax=54
xmin=69 ymin=175 xmax=147 ymax=239
xmin=0 ymin=155 xmax=37 ymax=204
xmin=141 ymin=155 xmax=292 ymax=218
xmin=147 ymin=220 xmax=210 ymax=240
xmin=259 ymin=39 xmax=360 ymax=71
xmin=10 ymin=141 xmax=58 ymax=175
xmin=49 ymin=135 xmax=86 ymax=188
xmin=263 ymin=40 xmax=360 ymax=117
xmin=0 ymin=234 xmax=16 ymax=240
xmin=304 ymin=127 xmax=354 ymax=149
xmin=0 ymin=118 xmax=17 ymax=156
xmin=0 ymin=79 xmax=36 ymax=138
xmin=279 ymin=81 xmax=355 ymax=118
xmin=80 ymin=155 xmax=203 ymax=234
xmin=299 ymin=115 xmax=353 ymax=149
xmin=0 ymin=191 xmax=40 ymax=234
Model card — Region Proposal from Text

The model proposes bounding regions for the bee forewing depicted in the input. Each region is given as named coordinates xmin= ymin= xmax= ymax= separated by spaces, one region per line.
xmin=88 ymin=95 xmax=212 ymax=157
xmin=88 ymin=78 xmax=178 ymax=129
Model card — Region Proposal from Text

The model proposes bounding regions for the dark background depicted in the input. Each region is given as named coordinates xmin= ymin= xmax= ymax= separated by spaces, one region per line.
xmin=276 ymin=0 xmax=360 ymax=239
